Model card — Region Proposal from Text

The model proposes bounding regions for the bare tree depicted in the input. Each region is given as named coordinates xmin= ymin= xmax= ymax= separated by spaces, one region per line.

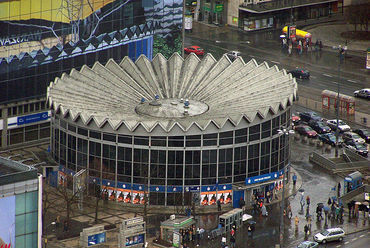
xmin=42 ymin=180 xmax=57 ymax=235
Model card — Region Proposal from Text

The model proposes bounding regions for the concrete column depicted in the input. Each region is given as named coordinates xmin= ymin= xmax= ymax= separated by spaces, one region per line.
xmin=1 ymin=107 xmax=8 ymax=148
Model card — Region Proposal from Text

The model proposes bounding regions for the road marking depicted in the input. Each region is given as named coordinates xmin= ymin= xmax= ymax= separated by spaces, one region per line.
xmin=336 ymin=245 xmax=341 ymax=248
xmin=323 ymin=73 xmax=333 ymax=77
xmin=359 ymin=234 xmax=364 ymax=238
xmin=352 ymin=237 xmax=358 ymax=241
xmin=310 ymin=75 xmax=316 ymax=79
xmin=270 ymin=60 xmax=280 ymax=64
xmin=345 ymin=241 xmax=349 ymax=244
xmin=347 ymin=79 xmax=357 ymax=83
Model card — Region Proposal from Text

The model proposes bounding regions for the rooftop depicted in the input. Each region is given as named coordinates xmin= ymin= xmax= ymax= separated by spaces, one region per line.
xmin=47 ymin=53 xmax=297 ymax=132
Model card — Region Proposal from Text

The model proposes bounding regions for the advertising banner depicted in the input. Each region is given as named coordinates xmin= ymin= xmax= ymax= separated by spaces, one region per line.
xmin=217 ymin=190 xmax=232 ymax=205
xmin=102 ymin=186 xmax=146 ymax=205
xmin=87 ymin=232 xmax=106 ymax=247
xmin=0 ymin=196 xmax=15 ymax=248
xmin=125 ymin=234 xmax=144 ymax=247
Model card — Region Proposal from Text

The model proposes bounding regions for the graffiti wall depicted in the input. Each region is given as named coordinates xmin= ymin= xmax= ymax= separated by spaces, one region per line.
xmin=0 ymin=0 xmax=183 ymax=104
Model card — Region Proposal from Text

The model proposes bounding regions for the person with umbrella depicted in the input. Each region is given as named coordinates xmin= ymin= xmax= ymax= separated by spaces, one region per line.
xmin=323 ymin=206 xmax=330 ymax=226
xmin=316 ymin=203 xmax=323 ymax=221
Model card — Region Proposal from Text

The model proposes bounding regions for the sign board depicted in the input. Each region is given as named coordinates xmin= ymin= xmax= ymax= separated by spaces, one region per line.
xmin=7 ymin=110 xmax=51 ymax=129
xmin=365 ymin=192 xmax=369 ymax=201
xmin=87 ymin=232 xmax=106 ymax=246
xmin=184 ymin=15 xmax=193 ymax=30
xmin=367 ymin=48 xmax=370 ymax=69
xmin=245 ymin=171 xmax=281 ymax=185
xmin=215 ymin=4 xmax=224 ymax=12
xmin=125 ymin=234 xmax=144 ymax=247
xmin=173 ymin=232 xmax=180 ymax=247
xmin=232 ymin=17 xmax=238 ymax=24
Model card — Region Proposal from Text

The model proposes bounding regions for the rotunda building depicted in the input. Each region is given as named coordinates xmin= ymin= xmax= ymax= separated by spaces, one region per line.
xmin=48 ymin=53 xmax=297 ymax=206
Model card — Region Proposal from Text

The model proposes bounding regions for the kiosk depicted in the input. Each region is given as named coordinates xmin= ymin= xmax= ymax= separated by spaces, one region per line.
xmin=219 ymin=208 xmax=243 ymax=234
xmin=160 ymin=215 xmax=195 ymax=246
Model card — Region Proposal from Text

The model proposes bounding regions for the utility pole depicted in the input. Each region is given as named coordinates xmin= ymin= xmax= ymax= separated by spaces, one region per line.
xmin=182 ymin=0 xmax=185 ymax=58
xmin=335 ymin=51 xmax=343 ymax=157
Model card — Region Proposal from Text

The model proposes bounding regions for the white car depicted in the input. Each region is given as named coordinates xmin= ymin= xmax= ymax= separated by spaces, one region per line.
xmin=342 ymin=132 xmax=365 ymax=144
xmin=314 ymin=227 xmax=345 ymax=244
xmin=354 ymin=88 xmax=370 ymax=99
xmin=326 ymin=119 xmax=351 ymax=132
xmin=226 ymin=51 xmax=241 ymax=61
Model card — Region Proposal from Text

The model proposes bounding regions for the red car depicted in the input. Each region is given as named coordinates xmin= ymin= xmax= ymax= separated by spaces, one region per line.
xmin=184 ymin=45 xmax=204 ymax=55
xmin=294 ymin=125 xmax=317 ymax=138
xmin=292 ymin=113 xmax=301 ymax=126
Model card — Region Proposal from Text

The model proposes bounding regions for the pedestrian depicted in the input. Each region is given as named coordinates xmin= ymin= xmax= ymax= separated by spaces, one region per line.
xmin=307 ymin=215 xmax=312 ymax=229
xmin=304 ymin=224 xmax=309 ymax=237
xmin=239 ymin=197 xmax=245 ymax=212
xmin=328 ymin=197 xmax=332 ymax=206
xmin=294 ymin=216 xmax=299 ymax=228
xmin=56 ymin=215 xmax=61 ymax=229
xmin=306 ymin=195 xmax=310 ymax=208
xmin=230 ymin=235 xmax=236 ymax=248
xmin=217 ymin=199 xmax=221 ymax=212
xmin=337 ymin=182 xmax=341 ymax=197
xmin=248 ymin=225 xmax=252 ymax=237
xmin=292 ymin=173 xmax=297 ymax=187
xmin=266 ymin=191 xmax=270 ymax=203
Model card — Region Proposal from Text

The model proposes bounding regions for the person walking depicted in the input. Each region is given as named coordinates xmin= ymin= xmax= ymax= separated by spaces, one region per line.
xmin=230 ymin=235 xmax=236 ymax=248
xmin=306 ymin=195 xmax=310 ymax=208
xmin=304 ymin=224 xmax=309 ymax=238
xmin=292 ymin=173 xmax=297 ymax=187
xmin=295 ymin=216 xmax=299 ymax=229
xmin=217 ymin=199 xmax=221 ymax=212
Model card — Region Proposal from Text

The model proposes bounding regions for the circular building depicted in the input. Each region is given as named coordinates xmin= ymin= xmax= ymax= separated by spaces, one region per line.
xmin=48 ymin=53 xmax=297 ymax=207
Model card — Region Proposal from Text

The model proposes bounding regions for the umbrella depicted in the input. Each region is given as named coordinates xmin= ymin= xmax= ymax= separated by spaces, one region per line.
xmin=317 ymin=203 xmax=324 ymax=208
xmin=247 ymin=220 xmax=256 ymax=225
xmin=242 ymin=214 xmax=253 ymax=222
xmin=323 ymin=206 xmax=330 ymax=212
xmin=355 ymin=202 xmax=362 ymax=205
xmin=298 ymin=188 xmax=305 ymax=192
xmin=362 ymin=202 xmax=369 ymax=206
xmin=280 ymin=35 xmax=286 ymax=38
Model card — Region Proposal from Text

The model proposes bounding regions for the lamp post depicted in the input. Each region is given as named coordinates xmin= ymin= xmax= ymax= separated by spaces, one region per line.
xmin=335 ymin=48 xmax=344 ymax=157
xmin=277 ymin=127 xmax=295 ymax=247
xmin=44 ymin=221 xmax=56 ymax=248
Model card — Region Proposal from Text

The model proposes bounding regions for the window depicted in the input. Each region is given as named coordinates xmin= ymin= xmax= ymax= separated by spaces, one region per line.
xmin=249 ymin=124 xmax=260 ymax=141
xmin=90 ymin=131 xmax=101 ymax=139
xmin=134 ymin=136 xmax=149 ymax=146
xmin=261 ymin=120 xmax=271 ymax=138
xmin=235 ymin=128 xmax=248 ymax=143
xmin=203 ymin=133 xmax=217 ymax=146
xmin=168 ymin=136 xmax=184 ymax=147
xmin=118 ymin=135 xmax=132 ymax=144
xmin=186 ymin=135 xmax=201 ymax=147
xmin=219 ymin=131 xmax=233 ymax=145
xmin=103 ymin=133 xmax=116 ymax=142
xmin=151 ymin=136 xmax=166 ymax=146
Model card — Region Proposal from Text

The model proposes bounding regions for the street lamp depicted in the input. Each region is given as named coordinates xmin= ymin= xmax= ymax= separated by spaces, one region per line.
xmin=277 ymin=127 xmax=294 ymax=247
xmin=44 ymin=221 xmax=56 ymax=248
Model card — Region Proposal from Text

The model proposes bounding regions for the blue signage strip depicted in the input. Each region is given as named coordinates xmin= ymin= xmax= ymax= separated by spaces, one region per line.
xmin=17 ymin=111 xmax=50 ymax=126
xmin=88 ymin=232 xmax=106 ymax=246
xmin=150 ymin=185 xmax=165 ymax=192
xmin=201 ymin=185 xmax=217 ymax=192
xmin=245 ymin=169 xmax=284 ymax=185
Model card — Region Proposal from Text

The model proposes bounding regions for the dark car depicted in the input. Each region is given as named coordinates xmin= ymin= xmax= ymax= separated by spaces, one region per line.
xmin=318 ymin=133 xmax=344 ymax=146
xmin=299 ymin=111 xmax=322 ymax=123
xmin=353 ymin=129 xmax=370 ymax=143
xmin=344 ymin=140 xmax=368 ymax=157
xmin=184 ymin=45 xmax=204 ymax=55
xmin=308 ymin=121 xmax=331 ymax=134
xmin=294 ymin=125 xmax=317 ymax=138
xmin=288 ymin=68 xmax=310 ymax=79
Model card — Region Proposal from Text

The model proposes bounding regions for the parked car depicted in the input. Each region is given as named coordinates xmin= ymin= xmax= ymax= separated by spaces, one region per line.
xmin=297 ymin=241 xmax=319 ymax=248
xmin=184 ymin=45 xmax=204 ymax=55
xmin=342 ymin=131 xmax=365 ymax=144
xmin=299 ymin=111 xmax=322 ymax=123
xmin=343 ymin=140 xmax=368 ymax=157
xmin=318 ymin=133 xmax=343 ymax=146
xmin=226 ymin=51 xmax=241 ymax=61
xmin=288 ymin=68 xmax=310 ymax=79
xmin=353 ymin=129 xmax=370 ymax=143
xmin=308 ymin=120 xmax=331 ymax=134
xmin=294 ymin=125 xmax=317 ymax=138
xmin=326 ymin=119 xmax=351 ymax=132
xmin=314 ymin=227 xmax=345 ymax=244
xmin=353 ymin=88 xmax=370 ymax=99
xmin=292 ymin=113 xmax=301 ymax=126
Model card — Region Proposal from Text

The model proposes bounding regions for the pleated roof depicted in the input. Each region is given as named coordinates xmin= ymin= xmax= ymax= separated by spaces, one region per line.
xmin=47 ymin=53 xmax=298 ymax=132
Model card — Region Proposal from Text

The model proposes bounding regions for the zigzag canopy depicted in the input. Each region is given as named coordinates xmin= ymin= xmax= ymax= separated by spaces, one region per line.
xmin=47 ymin=53 xmax=297 ymax=132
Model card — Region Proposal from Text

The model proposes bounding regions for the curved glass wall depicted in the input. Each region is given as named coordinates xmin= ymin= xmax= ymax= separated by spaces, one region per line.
xmin=52 ymin=108 xmax=291 ymax=205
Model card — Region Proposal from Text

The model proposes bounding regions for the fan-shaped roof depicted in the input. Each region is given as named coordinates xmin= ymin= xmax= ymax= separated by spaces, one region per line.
xmin=47 ymin=53 xmax=297 ymax=132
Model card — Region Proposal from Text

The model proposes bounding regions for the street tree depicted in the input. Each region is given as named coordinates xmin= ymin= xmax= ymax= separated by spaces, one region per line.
xmin=42 ymin=180 xmax=56 ymax=234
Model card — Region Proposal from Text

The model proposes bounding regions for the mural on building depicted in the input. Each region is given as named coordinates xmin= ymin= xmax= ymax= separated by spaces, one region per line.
xmin=0 ymin=0 xmax=183 ymax=104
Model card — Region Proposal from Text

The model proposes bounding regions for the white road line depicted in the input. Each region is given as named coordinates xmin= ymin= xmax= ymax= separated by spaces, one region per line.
xmin=347 ymin=79 xmax=357 ymax=83
xmin=323 ymin=73 xmax=333 ymax=77
xmin=359 ymin=234 xmax=365 ymax=238
xmin=345 ymin=241 xmax=349 ymax=244
xmin=352 ymin=237 xmax=358 ymax=241
xmin=336 ymin=245 xmax=341 ymax=248
xmin=310 ymin=75 xmax=316 ymax=79
xmin=270 ymin=60 xmax=280 ymax=64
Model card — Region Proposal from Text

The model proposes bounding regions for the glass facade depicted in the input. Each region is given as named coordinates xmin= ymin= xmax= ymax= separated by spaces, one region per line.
xmin=52 ymin=107 xmax=291 ymax=206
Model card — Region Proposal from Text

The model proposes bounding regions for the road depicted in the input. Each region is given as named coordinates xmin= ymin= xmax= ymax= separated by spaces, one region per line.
xmin=185 ymin=28 xmax=370 ymax=113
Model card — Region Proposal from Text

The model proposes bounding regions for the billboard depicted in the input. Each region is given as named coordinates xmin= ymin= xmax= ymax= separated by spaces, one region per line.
xmin=0 ymin=196 xmax=15 ymax=248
